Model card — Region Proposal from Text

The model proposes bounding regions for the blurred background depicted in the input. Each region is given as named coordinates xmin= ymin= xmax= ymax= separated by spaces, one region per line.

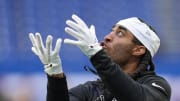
xmin=0 ymin=0 xmax=179 ymax=101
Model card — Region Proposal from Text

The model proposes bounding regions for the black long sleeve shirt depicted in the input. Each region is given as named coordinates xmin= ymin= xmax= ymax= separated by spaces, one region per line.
xmin=47 ymin=50 xmax=171 ymax=101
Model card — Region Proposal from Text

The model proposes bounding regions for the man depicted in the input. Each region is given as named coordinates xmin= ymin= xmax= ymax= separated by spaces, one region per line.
xmin=29 ymin=14 xmax=171 ymax=101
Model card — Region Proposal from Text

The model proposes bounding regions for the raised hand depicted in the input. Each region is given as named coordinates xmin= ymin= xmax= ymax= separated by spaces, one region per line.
xmin=64 ymin=14 xmax=102 ymax=58
xmin=29 ymin=32 xmax=63 ymax=75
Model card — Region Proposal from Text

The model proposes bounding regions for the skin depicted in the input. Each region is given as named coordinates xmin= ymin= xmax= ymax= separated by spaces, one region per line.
xmin=101 ymin=25 xmax=146 ymax=74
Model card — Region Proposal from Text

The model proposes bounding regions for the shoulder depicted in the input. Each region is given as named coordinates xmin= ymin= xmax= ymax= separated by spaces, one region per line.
xmin=138 ymin=72 xmax=171 ymax=91
xmin=137 ymin=72 xmax=171 ymax=100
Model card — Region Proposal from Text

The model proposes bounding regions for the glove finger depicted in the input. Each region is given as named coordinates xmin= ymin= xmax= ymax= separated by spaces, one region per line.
xmin=66 ymin=20 xmax=86 ymax=35
xmin=53 ymin=38 xmax=62 ymax=55
xmin=90 ymin=25 xmax=98 ymax=42
xmin=64 ymin=39 xmax=84 ymax=46
xmin=90 ymin=25 xmax=95 ymax=35
xmin=29 ymin=33 xmax=41 ymax=54
xmin=35 ymin=32 xmax=45 ymax=55
xmin=72 ymin=14 xmax=88 ymax=28
xmin=29 ymin=33 xmax=38 ymax=49
xmin=46 ymin=35 xmax=53 ymax=56
xmin=29 ymin=33 xmax=36 ymax=47
xmin=65 ymin=27 xmax=84 ymax=40
xmin=31 ymin=47 xmax=39 ymax=56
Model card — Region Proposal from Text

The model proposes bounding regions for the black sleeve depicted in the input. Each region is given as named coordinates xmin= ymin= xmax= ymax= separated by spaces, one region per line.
xmin=90 ymin=50 xmax=171 ymax=101
xmin=47 ymin=74 xmax=69 ymax=101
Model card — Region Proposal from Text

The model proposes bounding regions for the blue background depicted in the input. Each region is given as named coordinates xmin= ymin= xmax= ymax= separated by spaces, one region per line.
xmin=0 ymin=0 xmax=179 ymax=75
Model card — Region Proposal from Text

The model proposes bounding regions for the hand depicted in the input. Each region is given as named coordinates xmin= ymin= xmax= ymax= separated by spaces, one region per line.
xmin=64 ymin=14 xmax=102 ymax=58
xmin=29 ymin=32 xmax=63 ymax=75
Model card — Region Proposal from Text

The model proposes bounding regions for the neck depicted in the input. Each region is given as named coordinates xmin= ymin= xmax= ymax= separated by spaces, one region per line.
xmin=121 ymin=57 xmax=140 ymax=74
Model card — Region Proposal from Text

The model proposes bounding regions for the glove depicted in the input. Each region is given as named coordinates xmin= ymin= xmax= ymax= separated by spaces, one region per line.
xmin=64 ymin=14 xmax=102 ymax=58
xmin=29 ymin=32 xmax=63 ymax=75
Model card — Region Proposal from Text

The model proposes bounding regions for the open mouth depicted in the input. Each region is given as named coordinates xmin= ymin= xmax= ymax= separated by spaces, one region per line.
xmin=100 ymin=41 xmax=107 ymax=49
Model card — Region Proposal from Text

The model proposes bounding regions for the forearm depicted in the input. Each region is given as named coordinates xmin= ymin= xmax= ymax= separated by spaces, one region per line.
xmin=47 ymin=74 xmax=69 ymax=101
xmin=91 ymin=50 xmax=143 ymax=100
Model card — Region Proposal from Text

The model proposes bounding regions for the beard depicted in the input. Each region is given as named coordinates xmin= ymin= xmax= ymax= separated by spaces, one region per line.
xmin=103 ymin=46 xmax=132 ymax=68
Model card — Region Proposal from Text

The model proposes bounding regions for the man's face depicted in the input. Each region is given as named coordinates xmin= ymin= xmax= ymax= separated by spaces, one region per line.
xmin=101 ymin=25 xmax=137 ymax=65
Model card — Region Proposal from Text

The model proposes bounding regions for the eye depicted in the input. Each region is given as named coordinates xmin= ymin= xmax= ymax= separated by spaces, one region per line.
xmin=117 ymin=32 xmax=123 ymax=37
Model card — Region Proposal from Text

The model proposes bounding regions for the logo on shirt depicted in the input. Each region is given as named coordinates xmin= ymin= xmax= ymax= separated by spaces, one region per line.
xmin=94 ymin=95 xmax=117 ymax=101
xmin=152 ymin=82 xmax=165 ymax=91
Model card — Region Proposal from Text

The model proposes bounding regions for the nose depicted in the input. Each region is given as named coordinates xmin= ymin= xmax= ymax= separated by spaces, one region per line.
xmin=104 ymin=32 xmax=113 ymax=43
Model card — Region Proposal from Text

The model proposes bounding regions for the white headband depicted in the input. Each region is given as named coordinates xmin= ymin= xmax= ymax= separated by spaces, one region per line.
xmin=117 ymin=17 xmax=160 ymax=57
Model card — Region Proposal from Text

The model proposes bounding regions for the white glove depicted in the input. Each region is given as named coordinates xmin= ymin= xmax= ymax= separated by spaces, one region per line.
xmin=64 ymin=14 xmax=102 ymax=58
xmin=29 ymin=32 xmax=63 ymax=75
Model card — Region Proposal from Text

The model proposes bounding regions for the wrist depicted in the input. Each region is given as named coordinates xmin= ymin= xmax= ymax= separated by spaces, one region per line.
xmin=86 ymin=43 xmax=102 ymax=58
xmin=49 ymin=73 xmax=64 ymax=78
xmin=44 ymin=63 xmax=63 ymax=75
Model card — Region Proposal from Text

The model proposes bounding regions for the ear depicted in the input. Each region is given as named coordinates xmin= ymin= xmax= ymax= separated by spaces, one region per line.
xmin=132 ymin=45 xmax=146 ymax=56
